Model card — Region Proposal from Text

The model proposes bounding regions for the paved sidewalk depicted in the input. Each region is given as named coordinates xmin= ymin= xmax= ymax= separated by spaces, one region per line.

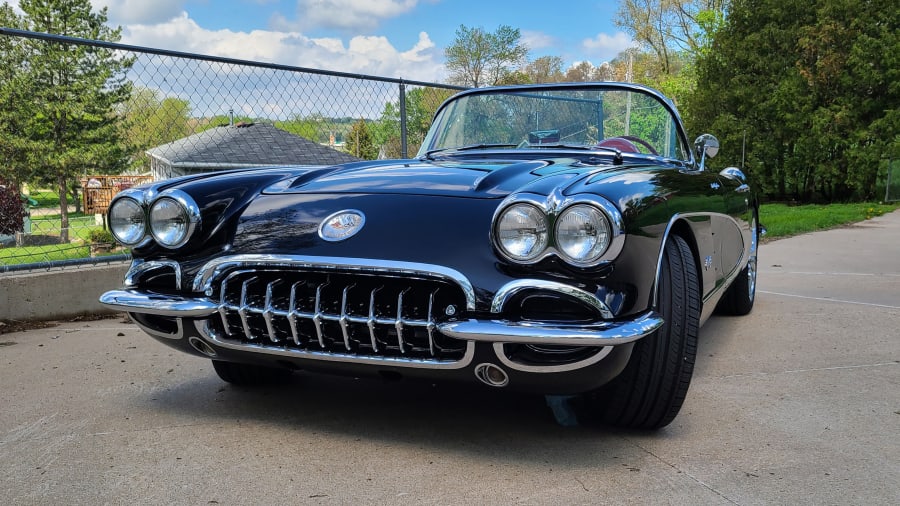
xmin=1 ymin=212 xmax=898 ymax=505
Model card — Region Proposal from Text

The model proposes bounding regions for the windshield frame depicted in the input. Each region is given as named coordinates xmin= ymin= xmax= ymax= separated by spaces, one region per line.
xmin=416 ymin=82 xmax=694 ymax=167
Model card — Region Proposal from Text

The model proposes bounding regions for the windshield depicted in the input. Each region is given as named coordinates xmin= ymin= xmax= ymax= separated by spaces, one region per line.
xmin=418 ymin=85 xmax=689 ymax=161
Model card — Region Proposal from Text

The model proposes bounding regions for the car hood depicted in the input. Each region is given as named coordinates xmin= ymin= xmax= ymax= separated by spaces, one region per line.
xmin=267 ymin=158 xmax=598 ymax=198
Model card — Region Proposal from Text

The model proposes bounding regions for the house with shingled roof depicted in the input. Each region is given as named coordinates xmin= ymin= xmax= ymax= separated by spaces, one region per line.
xmin=146 ymin=122 xmax=359 ymax=180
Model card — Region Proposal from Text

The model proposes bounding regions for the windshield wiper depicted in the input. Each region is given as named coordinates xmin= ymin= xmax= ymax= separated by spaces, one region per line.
xmin=424 ymin=143 xmax=519 ymax=159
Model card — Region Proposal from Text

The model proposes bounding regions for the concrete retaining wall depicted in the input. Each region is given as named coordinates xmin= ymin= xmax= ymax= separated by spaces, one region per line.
xmin=0 ymin=262 xmax=129 ymax=321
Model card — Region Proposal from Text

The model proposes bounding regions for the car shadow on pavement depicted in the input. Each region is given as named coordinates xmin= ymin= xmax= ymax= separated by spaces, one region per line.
xmin=130 ymin=368 xmax=674 ymax=467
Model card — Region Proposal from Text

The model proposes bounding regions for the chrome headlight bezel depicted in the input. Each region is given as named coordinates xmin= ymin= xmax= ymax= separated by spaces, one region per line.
xmin=491 ymin=194 xmax=625 ymax=268
xmin=108 ymin=191 xmax=148 ymax=246
xmin=148 ymin=189 xmax=201 ymax=249
xmin=555 ymin=203 xmax=613 ymax=267
xmin=492 ymin=202 xmax=550 ymax=262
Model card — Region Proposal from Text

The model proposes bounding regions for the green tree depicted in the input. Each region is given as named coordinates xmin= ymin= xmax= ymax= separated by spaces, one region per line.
xmin=0 ymin=4 xmax=36 ymax=194
xmin=373 ymin=87 xmax=454 ymax=158
xmin=345 ymin=119 xmax=377 ymax=160
xmin=689 ymin=0 xmax=898 ymax=202
xmin=444 ymin=24 xmax=529 ymax=87
xmin=616 ymin=0 xmax=725 ymax=74
xmin=523 ymin=55 xmax=565 ymax=84
xmin=16 ymin=0 xmax=133 ymax=242
xmin=121 ymin=87 xmax=191 ymax=171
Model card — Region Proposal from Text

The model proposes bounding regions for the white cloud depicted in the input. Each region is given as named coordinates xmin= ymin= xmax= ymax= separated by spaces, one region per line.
xmin=121 ymin=13 xmax=444 ymax=82
xmin=581 ymin=31 xmax=635 ymax=61
xmin=273 ymin=0 xmax=420 ymax=32
xmin=91 ymin=0 xmax=186 ymax=25
xmin=520 ymin=30 xmax=555 ymax=51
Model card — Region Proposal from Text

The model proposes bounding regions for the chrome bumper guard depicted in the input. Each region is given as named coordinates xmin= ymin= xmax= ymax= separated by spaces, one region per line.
xmin=438 ymin=311 xmax=662 ymax=346
xmin=100 ymin=289 xmax=662 ymax=347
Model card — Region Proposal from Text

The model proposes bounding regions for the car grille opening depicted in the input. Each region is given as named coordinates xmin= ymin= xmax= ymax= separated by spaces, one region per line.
xmin=207 ymin=269 xmax=469 ymax=361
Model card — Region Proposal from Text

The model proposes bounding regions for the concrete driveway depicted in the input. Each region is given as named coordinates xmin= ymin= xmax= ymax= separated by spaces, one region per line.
xmin=2 ymin=212 xmax=898 ymax=505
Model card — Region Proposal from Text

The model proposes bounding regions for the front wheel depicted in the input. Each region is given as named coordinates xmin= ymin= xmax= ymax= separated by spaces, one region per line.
xmin=211 ymin=360 xmax=292 ymax=386
xmin=581 ymin=234 xmax=700 ymax=429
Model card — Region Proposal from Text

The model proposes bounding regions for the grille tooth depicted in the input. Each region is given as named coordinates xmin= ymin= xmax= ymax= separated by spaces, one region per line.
xmin=395 ymin=288 xmax=409 ymax=353
xmin=288 ymin=281 xmax=305 ymax=345
xmin=339 ymin=284 xmax=355 ymax=351
xmin=212 ymin=270 xmax=467 ymax=361
xmin=263 ymin=280 xmax=282 ymax=343
xmin=238 ymin=277 xmax=258 ymax=340
xmin=312 ymin=282 xmax=329 ymax=348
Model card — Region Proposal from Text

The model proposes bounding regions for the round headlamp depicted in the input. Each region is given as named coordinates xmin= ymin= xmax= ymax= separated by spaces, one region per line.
xmin=495 ymin=203 xmax=549 ymax=262
xmin=108 ymin=196 xmax=146 ymax=246
xmin=555 ymin=204 xmax=612 ymax=265
xmin=149 ymin=192 xmax=199 ymax=248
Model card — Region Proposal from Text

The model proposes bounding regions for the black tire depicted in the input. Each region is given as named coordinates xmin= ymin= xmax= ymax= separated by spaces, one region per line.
xmin=582 ymin=234 xmax=700 ymax=429
xmin=717 ymin=214 xmax=758 ymax=316
xmin=211 ymin=360 xmax=292 ymax=386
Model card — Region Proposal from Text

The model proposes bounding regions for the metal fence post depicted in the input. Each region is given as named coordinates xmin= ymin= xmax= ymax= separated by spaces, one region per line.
xmin=399 ymin=81 xmax=408 ymax=158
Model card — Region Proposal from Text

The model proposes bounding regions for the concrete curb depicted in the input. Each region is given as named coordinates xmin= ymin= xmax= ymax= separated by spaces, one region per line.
xmin=0 ymin=262 xmax=129 ymax=321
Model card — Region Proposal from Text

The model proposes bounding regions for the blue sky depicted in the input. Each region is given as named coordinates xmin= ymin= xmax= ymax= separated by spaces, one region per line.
xmin=69 ymin=0 xmax=636 ymax=83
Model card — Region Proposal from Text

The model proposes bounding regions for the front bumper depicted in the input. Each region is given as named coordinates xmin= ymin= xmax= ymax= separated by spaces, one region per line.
xmin=99 ymin=256 xmax=662 ymax=391
xmin=99 ymin=289 xmax=662 ymax=346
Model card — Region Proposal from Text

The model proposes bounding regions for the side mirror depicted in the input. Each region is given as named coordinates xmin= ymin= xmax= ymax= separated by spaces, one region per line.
xmin=694 ymin=134 xmax=719 ymax=171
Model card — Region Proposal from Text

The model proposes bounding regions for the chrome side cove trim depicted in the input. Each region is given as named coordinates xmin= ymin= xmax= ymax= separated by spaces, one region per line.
xmin=438 ymin=310 xmax=662 ymax=346
xmin=490 ymin=279 xmax=614 ymax=319
xmin=492 ymin=343 xmax=614 ymax=373
xmin=124 ymin=259 xmax=183 ymax=289
xmin=195 ymin=320 xmax=476 ymax=370
xmin=191 ymin=255 xmax=476 ymax=311
xmin=653 ymin=212 xmax=750 ymax=307
xmin=99 ymin=289 xmax=219 ymax=317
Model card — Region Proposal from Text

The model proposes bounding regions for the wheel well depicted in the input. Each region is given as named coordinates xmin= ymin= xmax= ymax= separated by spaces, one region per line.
xmin=652 ymin=218 xmax=702 ymax=307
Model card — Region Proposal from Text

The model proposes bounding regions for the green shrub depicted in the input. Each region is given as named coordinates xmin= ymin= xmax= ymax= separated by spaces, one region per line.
xmin=88 ymin=228 xmax=115 ymax=244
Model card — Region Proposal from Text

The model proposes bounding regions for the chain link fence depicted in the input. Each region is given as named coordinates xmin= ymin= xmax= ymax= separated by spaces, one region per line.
xmin=0 ymin=28 xmax=464 ymax=273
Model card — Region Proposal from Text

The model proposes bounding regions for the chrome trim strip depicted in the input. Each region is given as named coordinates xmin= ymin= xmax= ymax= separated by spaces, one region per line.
xmin=492 ymin=343 xmax=614 ymax=373
xmin=99 ymin=290 xmax=218 ymax=317
xmin=438 ymin=310 xmax=663 ymax=346
xmin=124 ymin=259 xmax=183 ymax=290
xmin=191 ymin=254 xmax=476 ymax=311
xmin=195 ymin=320 xmax=476 ymax=370
xmin=490 ymin=279 xmax=614 ymax=319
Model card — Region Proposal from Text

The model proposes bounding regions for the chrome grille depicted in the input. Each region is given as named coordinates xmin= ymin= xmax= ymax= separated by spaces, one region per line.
xmin=210 ymin=269 xmax=469 ymax=360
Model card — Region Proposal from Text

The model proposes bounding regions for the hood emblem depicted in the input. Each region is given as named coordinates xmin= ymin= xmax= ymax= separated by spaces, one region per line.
xmin=319 ymin=210 xmax=366 ymax=242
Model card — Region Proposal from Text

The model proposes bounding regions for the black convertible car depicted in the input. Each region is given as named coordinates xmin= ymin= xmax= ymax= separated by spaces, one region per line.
xmin=101 ymin=82 xmax=759 ymax=429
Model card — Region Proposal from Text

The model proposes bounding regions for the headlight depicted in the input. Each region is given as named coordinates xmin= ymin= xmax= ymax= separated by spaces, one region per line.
xmin=495 ymin=203 xmax=549 ymax=261
xmin=149 ymin=191 xmax=199 ymax=248
xmin=108 ymin=197 xmax=145 ymax=245
xmin=555 ymin=204 xmax=611 ymax=265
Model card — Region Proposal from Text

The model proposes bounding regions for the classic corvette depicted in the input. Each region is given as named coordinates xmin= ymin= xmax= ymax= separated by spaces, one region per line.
xmin=100 ymin=82 xmax=759 ymax=429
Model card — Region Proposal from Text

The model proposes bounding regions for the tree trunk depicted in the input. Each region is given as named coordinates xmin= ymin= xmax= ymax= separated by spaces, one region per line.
xmin=58 ymin=172 xmax=69 ymax=244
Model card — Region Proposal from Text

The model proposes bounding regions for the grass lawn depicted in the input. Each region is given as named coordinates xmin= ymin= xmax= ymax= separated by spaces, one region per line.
xmin=759 ymin=202 xmax=900 ymax=240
